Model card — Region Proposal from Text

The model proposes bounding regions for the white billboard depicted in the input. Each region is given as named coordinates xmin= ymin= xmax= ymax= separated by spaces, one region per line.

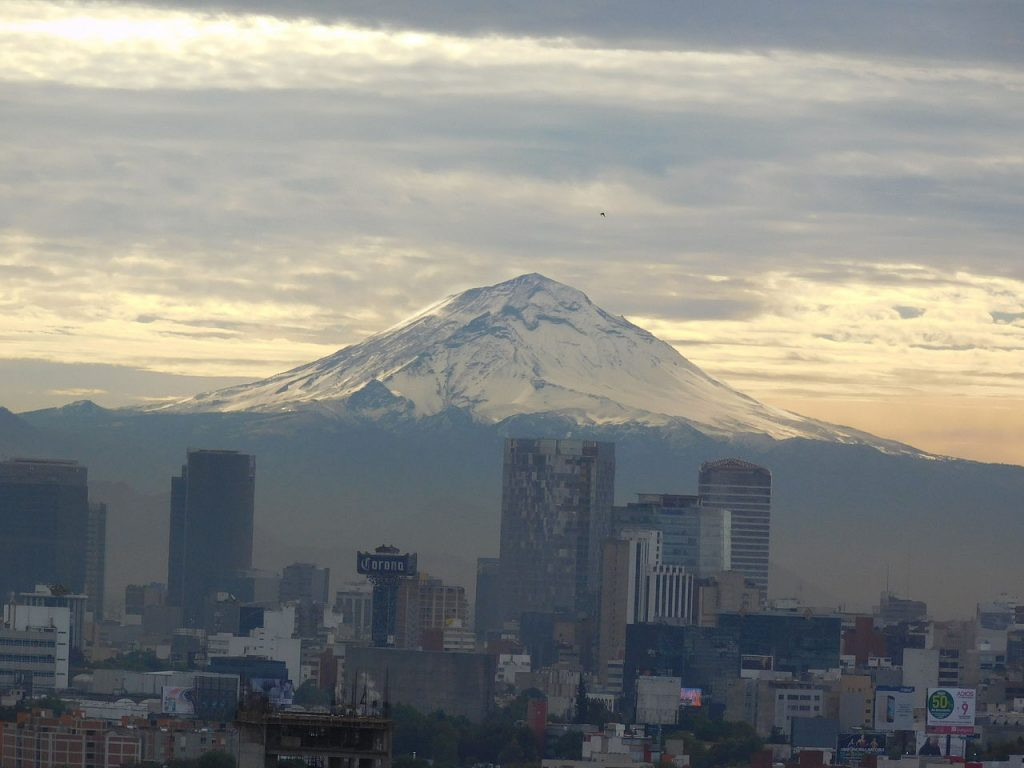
xmin=635 ymin=675 xmax=682 ymax=725
xmin=874 ymin=686 xmax=916 ymax=731
xmin=926 ymin=687 xmax=975 ymax=734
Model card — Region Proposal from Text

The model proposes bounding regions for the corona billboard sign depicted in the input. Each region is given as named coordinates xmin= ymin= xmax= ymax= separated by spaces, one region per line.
xmin=357 ymin=551 xmax=417 ymax=576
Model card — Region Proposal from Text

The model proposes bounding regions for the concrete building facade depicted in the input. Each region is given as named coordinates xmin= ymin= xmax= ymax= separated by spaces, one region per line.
xmin=346 ymin=646 xmax=496 ymax=721
xmin=2 ymin=603 xmax=70 ymax=690
xmin=499 ymin=439 xmax=615 ymax=621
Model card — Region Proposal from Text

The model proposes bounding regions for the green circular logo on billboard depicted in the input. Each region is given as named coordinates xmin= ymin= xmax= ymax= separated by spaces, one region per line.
xmin=928 ymin=690 xmax=955 ymax=719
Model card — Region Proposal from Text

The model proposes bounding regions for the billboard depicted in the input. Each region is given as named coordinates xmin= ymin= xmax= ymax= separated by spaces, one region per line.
xmin=837 ymin=732 xmax=886 ymax=765
xmin=251 ymin=678 xmax=295 ymax=708
xmin=874 ymin=686 xmax=916 ymax=732
xmin=356 ymin=552 xmax=417 ymax=576
xmin=916 ymin=732 xmax=967 ymax=757
xmin=926 ymin=688 xmax=975 ymax=734
xmin=679 ymin=688 xmax=702 ymax=708
xmin=635 ymin=675 xmax=682 ymax=725
xmin=161 ymin=686 xmax=196 ymax=715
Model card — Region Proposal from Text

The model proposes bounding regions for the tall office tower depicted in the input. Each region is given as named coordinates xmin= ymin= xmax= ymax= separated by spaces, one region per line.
xmin=598 ymin=530 xmax=658 ymax=682
xmin=698 ymin=458 xmax=772 ymax=593
xmin=499 ymin=439 xmax=615 ymax=621
xmin=280 ymin=563 xmax=330 ymax=605
xmin=0 ymin=459 xmax=90 ymax=600
xmin=394 ymin=574 xmax=470 ymax=649
xmin=474 ymin=557 xmax=501 ymax=641
xmin=597 ymin=529 xmax=694 ymax=685
xmin=166 ymin=449 xmax=255 ymax=625
xmin=85 ymin=502 xmax=107 ymax=618
xmin=614 ymin=493 xmax=731 ymax=577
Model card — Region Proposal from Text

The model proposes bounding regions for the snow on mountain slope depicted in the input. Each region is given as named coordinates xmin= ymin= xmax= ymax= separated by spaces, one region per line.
xmin=155 ymin=273 xmax=914 ymax=447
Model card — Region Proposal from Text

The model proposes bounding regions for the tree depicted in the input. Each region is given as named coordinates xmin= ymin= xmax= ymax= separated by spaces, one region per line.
xmin=575 ymin=676 xmax=588 ymax=724
xmin=92 ymin=650 xmax=179 ymax=672
xmin=431 ymin=721 xmax=460 ymax=767
xmin=554 ymin=731 xmax=583 ymax=759
xmin=32 ymin=696 xmax=70 ymax=716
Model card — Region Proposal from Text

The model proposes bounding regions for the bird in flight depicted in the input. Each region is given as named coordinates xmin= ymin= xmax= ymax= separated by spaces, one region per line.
xmin=600 ymin=212 xmax=606 ymax=217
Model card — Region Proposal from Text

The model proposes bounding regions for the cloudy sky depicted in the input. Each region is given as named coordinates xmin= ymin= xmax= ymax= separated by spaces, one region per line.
xmin=2 ymin=1 xmax=1023 ymax=464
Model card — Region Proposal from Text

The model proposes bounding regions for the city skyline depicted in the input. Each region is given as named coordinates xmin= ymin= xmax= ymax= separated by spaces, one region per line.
xmin=1 ymin=2 xmax=1023 ymax=465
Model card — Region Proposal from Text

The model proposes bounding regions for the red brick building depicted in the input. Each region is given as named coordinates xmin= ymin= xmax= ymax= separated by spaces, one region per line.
xmin=0 ymin=710 xmax=141 ymax=768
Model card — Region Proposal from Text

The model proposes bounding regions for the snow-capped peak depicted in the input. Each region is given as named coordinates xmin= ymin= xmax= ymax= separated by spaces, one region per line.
xmin=155 ymin=274 xmax=907 ymax=446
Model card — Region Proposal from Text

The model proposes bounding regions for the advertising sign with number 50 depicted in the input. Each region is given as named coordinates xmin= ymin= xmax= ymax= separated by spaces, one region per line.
xmin=926 ymin=687 xmax=976 ymax=734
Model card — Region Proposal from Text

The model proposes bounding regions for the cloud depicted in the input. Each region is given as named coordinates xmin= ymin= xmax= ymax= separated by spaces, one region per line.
xmin=992 ymin=311 xmax=1024 ymax=325
xmin=0 ymin=0 xmax=1022 ymax=422
xmin=893 ymin=305 xmax=925 ymax=319
xmin=47 ymin=387 xmax=108 ymax=397
xmin=125 ymin=0 xmax=1024 ymax=67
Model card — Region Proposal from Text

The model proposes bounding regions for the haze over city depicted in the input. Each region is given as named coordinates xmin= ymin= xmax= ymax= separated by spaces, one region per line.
xmin=2 ymin=1 xmax=1023 ymax=465
xmin=7 ymin=7 xmax=1024 ymax=768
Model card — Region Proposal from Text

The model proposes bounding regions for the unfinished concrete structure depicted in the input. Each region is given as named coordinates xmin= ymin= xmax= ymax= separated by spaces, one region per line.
xmin=236 ymin=711 xmax=391 ymax=768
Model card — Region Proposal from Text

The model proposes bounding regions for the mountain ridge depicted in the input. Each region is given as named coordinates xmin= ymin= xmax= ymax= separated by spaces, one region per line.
xmin=151 ymin=273 xmax=922 ymax=455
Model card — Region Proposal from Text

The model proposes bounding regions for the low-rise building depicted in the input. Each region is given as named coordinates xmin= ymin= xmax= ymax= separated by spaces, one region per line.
xmin=1 ymin=602 xmax=70 ymax=691
xmin=0 ymin=710 xmax=141 ymax=768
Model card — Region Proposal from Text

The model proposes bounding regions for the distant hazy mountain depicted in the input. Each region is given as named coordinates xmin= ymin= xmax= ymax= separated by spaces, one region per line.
xmin=158 ymin=273 xmax=915 ymax=452
xmin=6 ymin=274 xmax=1024 ymax=617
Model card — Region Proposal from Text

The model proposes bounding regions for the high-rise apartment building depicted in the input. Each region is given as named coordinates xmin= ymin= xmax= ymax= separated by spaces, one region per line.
xmin=0 ymin=459 xmax=100 ymax=604
xmin=394 ymin=574 xmax=470 ymax=649
xmin=698 ymin=459 xmax=772 ymax=593
xmin=614 ymin=493 xmax=731 ymax=577
xmin=499 ymin=438 xmax=615 ymax=620
xmin=167 ymin=450 xmax=255 ymax=625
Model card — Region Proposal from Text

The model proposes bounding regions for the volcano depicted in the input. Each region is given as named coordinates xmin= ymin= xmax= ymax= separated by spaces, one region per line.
xmin=157 ymin=273 xmax=912 ymax=453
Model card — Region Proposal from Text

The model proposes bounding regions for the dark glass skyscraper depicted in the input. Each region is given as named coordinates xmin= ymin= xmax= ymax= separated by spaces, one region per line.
xmin=474 ymin=557 xmax=501 ymax=641
xmin=167 ymin=449 xmax=255 ymax=625
xmin=698 ymin=458 xmax=772 ymax=593
xmin=0 ymin=459 xmax=91 ymax=600
xmin=498 ymin=438 xmax=615 ymax=620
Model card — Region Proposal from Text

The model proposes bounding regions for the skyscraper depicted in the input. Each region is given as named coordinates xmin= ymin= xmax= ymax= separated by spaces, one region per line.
xmin=499 ymin=438 xmax=615 ymax=621
xmin=598 ymin=529 xmax=694 ymax=685
xmin=614 ymin=493 xmax=731 ymax=577
xmin=0 ymin=459 xmax=93 ymax=601
xmin=698 ymin=458 xmax=772 ymax=593
xmin=474 ymin=557 xmax=501 ymax=641
xmin=167 ymin=449 xmax=255 ymax=625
